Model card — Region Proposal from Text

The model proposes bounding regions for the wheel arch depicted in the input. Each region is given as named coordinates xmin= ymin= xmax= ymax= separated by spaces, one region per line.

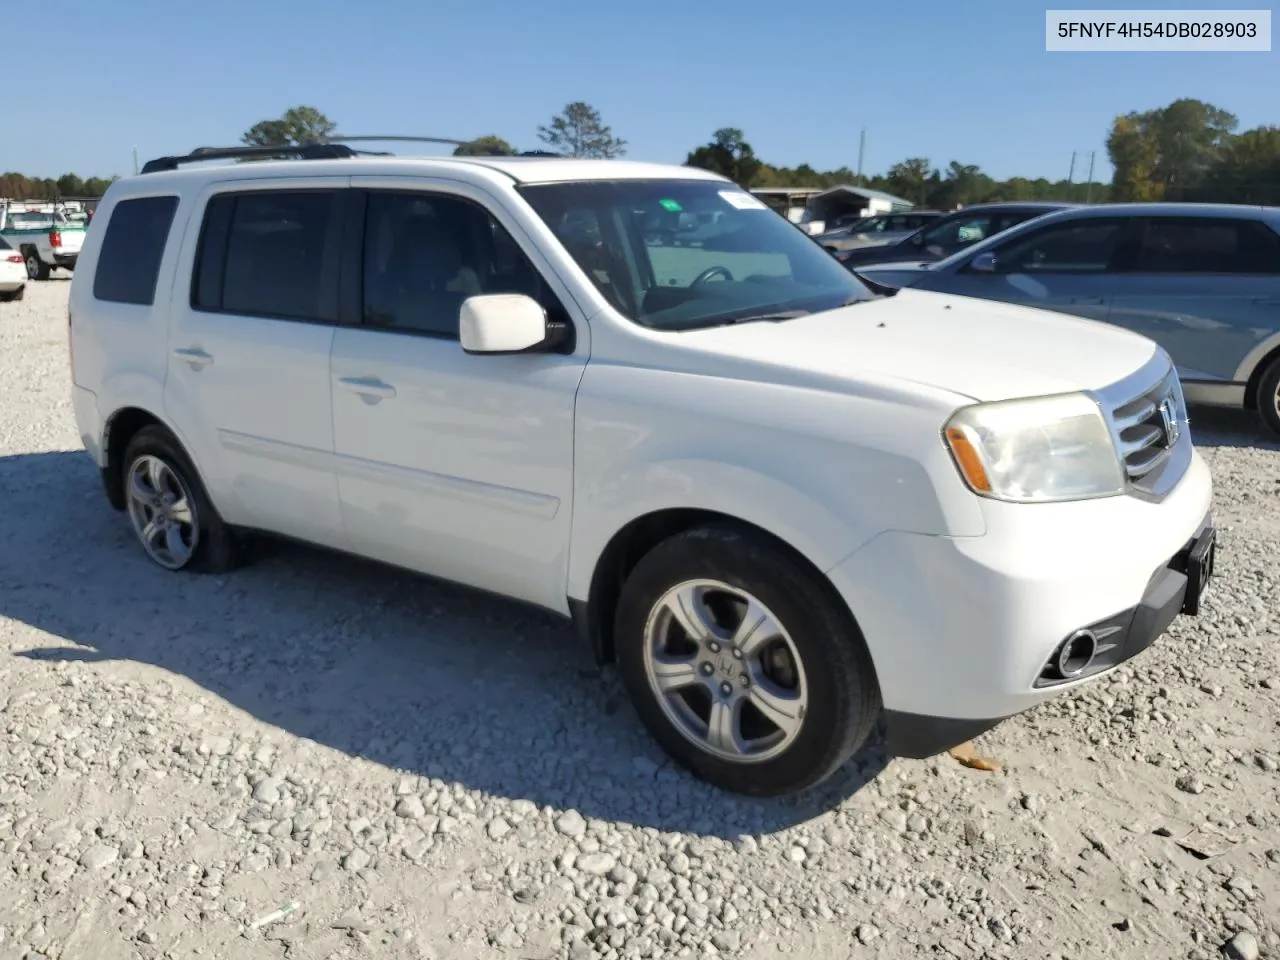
xmin=1242 ymin=340 xmax=1280 ymax=412
xmin=100 ymin=406 xmax=195 ymax=511
xmin=572 ymin=508 xmax=862 ymax=668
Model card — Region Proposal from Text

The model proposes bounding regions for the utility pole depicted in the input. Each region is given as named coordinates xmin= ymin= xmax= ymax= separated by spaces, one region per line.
xmin=132 ymin=145 xmax=139 ymax=176
xmin=856 ymin=128 xmax=866 ymax=183
xmin=1085 ymin=151 xmax=1096 ymax=203
xmin=1067 ymin=151 xmax=1077 ymax=187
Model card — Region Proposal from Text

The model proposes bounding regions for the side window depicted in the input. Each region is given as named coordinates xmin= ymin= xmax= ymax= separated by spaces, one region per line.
xmin=361 ymin=191 xmax=563 ymax=338
xmin=1130 ymin=218 xmax=1280 ymax=274
xmin=924 ymin=215 xmax=993 ymax=253
xmin=93 ymin=196 xmax=180 ymax=305
xmin=193 ymin=189 xmax=339 ymax=320
xmin=993 ymin=219 xmax=1125 ymax=273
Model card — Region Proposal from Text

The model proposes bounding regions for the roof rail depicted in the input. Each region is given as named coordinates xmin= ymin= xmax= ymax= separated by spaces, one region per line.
xmin=139 ymin=142 xmax=365 ymax=174
xmin=139 ymin=136 xmax=567 ymax=174
xmin=327 ymin=136 xmax=561 ymax=158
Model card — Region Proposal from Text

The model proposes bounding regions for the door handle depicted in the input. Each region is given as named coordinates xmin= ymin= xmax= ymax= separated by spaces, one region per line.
xmin=173 ymin=347 xmax=213 ymax=369
xmin=337 ymin=376 xmax=397 ymax=400
xmin=1071 ymin=297 xmax=1106 ymax=305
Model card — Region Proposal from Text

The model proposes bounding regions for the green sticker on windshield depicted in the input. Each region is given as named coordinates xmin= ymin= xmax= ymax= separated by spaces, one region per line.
xmin=659 ymin=198 xmax=683 ymax=212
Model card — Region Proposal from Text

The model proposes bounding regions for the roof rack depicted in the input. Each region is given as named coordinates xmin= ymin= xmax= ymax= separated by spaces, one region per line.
xmin=139 ymin=135 xmax=565 ymax=175
xmin=140 ymin=143 xmax=366 ymax=174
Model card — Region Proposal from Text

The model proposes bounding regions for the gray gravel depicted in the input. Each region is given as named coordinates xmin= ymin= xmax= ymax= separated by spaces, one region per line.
xmin=2 ymin=279 xmax=1278 ymax=959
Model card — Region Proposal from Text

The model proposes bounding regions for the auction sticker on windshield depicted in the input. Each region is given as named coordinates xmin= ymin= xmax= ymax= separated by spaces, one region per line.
xmin=719 ymin=190 xmax=769 ymax=210
xmin=659 ymin=198 xmax=683 ymax=212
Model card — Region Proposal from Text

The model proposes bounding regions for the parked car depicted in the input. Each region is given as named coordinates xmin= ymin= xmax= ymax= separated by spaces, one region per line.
xmin=0 ymin=235 xmax=26 ymax=301
xmin=69 ymin=146 xmax=1216 ymax=796
xmin=854 ymin=203 xmax=1280 ymax=437
xmin=836 ymin=202 xmax=1073 ymax=269
xmin=817 ymin=211 xmax=942 ymax=252
xmin=0 ymin=200 xmax=85 ymax=279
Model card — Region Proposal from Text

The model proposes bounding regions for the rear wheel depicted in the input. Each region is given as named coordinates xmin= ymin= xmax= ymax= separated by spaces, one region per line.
xmin=23 ymin=248 xmax=50 ymax=281
xmin=1258 ymin=356 xmax=1280 ymax=438
xmin=122 ymin=426 xmax=241 ymax=573
xmin=614 ymin=525 xmax=881 ymax=796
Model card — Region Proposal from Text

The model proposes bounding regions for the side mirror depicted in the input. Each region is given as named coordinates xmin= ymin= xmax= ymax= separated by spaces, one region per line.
xmin=968 ymin=252 xmax=998 ymax=273
xmin=459 ymin=294 xmax=566 ymax=355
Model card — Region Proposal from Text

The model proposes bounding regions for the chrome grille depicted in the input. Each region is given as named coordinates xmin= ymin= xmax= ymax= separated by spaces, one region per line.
xmin=1094 ymin=353 xmax=1191 ymax=501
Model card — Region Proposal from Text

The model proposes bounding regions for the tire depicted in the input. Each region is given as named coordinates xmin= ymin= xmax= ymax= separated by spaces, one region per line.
xmin=614 ymin=524 xmax=881 ymax=796
xmin=1258 ymin=356 xmax=1280 ymax=439
xmin=121 ymin=425 xmax=241 ymax=573
xmin=23 ymin=248 xmax=50 ymax=281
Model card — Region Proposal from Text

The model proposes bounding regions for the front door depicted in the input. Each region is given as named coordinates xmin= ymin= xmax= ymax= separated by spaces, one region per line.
xmin=164 ymin=180 xmax=348 ymax=549
xmin=328 ymin=180 xmax=588 ymax=612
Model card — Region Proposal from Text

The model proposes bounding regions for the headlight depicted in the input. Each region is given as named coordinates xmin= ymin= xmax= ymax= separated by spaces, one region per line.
xmin=943 ymin=393 xmax=1125 ymax=503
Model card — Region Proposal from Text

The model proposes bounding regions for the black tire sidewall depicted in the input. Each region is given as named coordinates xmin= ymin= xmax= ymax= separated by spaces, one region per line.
xmin=1259 ymin=360 xmax=1280 ymax=437
xmin=121 ymin=426 xmax=235 ymax=572
xmin=615 ymin=526 xmax=879 ymax=796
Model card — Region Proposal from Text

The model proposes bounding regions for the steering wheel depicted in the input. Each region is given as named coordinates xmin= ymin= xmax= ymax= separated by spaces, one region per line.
xmin=691 ymin=265 xmax=734 ymax=286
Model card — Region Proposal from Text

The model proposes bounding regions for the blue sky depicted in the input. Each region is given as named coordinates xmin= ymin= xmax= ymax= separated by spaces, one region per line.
xmin=8 ymin=0 xmax=1275 ymax=183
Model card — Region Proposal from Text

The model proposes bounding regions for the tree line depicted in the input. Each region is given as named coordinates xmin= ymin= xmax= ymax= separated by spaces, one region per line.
xmin=7 ymin=97 xmax=1276 ymax=207
xmin=0 ymin=172 xmax=118 ymax=201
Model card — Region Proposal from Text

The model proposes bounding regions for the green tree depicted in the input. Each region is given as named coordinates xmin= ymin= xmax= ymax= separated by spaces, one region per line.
xmin=453 ymin=135 xmax=516 ymax=156
xmin=537 ymin=102 xmax=626 ymax=158
xmin=1195 ymin=126 xmax=1280 ymax=204
xmin=684 ymin=128 xmax=762 ymax=186
xmin=1106 ymin=114 xmax=1164 ymax=201
xmin=1151 ymin=98 xmax=1237 ymax=198
xmin=885 ymin=158 xmax=935 ymax=205
xmin=56 ymin=173 xmax=86 ymax=197
xmin=241 ymin=106 xmax=337 ymax=148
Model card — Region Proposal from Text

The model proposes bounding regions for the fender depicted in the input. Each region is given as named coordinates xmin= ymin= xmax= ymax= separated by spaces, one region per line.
xmin=1234 ymin=329 xmax=1280 ymax=385
xmin=567 ymin=455 xmax=947 ymax=603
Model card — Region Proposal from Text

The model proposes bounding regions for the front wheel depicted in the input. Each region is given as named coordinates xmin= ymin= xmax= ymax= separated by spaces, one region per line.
xmin=1258 ymin=356 xmax=1280 ymax=438
xmin=614 ymin=525 xmax=881 ymax=796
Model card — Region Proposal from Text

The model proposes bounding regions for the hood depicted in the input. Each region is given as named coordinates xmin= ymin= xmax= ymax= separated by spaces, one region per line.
xmin=680 ymin=288 xmax=1159 ymax=404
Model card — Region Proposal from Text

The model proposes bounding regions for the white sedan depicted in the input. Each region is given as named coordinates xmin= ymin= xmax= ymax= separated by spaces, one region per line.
xmin=0 ymin=237 xmax=26 ymax=301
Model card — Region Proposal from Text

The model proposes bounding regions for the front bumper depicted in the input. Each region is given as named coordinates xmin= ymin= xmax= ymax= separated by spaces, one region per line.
xmin=883 ymin=514 xmax=1217 ymax=758
xmin=826 ymin=449 xmax=1215 ymax=756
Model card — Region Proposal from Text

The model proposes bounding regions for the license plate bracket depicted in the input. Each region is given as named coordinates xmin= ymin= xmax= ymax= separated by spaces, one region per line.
xmin=1182 ymin=526 xmax=1216 ymax=616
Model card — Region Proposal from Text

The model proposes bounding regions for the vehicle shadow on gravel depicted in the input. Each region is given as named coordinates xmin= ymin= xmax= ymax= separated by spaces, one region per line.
xmin=2 ymin=450 xmax=889 ymax=838
xmin=1188 ymin=405 xmax=1279 ymax=450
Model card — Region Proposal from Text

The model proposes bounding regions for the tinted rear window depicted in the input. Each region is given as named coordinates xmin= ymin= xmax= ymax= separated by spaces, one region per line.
xmin=1131 ymin=218 xmax=1280 ymax=274
xmin=93 ymin=196 xmax=180 ymax=305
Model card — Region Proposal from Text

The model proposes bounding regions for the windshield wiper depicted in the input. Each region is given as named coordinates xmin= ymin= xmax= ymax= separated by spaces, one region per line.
xmin=712 ymin=309 xmax=811 ymax=327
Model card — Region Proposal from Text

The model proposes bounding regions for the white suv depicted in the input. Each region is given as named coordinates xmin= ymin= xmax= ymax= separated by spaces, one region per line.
xmin=68 ymin=145 xmax=1217 ymax=796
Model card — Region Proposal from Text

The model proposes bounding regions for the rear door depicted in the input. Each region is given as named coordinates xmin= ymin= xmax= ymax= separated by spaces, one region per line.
xmin=1106 ymin=216 xmax=1280 ymax=383
xmin=918 ymin=216 xmax=1129 ymax=323
xmin=163 ymin=178 xmax=349 ymax=549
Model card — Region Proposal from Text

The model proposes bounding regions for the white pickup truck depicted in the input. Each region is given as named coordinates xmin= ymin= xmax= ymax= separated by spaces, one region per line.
xmin=0 ymin=200 xmax=86 ymax=280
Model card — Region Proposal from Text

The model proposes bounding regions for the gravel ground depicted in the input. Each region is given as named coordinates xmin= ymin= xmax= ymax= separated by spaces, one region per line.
xmin=1 ymin=278 xmax=1278 ymax=960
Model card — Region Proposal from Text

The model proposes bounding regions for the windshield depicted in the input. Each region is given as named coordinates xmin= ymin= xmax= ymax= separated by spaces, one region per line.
xmin=518 ymin=180 xmax=874 ymax=331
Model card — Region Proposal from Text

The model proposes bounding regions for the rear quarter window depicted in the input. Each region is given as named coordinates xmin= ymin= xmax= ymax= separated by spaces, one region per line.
xmin=92 ymin=196 xmax=180 ymax=305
